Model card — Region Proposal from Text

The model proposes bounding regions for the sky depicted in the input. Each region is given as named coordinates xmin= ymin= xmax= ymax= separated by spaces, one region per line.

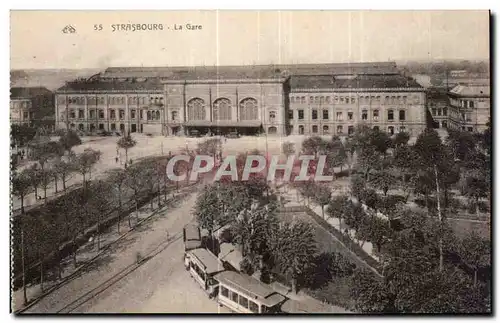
xmin=10 ymin=10 xmax=490 ymax=70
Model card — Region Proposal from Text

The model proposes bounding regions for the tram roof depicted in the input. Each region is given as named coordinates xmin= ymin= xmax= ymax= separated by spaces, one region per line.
xmin=214 ymin=271 xmax=286 ymax=307
xmin=189 ymin=248 xmax=224 ymax=275
xmin=184 ymin=224 xmax=201 ymax=241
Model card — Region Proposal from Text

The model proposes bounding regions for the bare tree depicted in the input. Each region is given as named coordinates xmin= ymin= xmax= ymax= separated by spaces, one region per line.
xmin=106 ymin=168 xmax=128 ymax=231
xmin=12 ymin=170 xmax=32 ymax=214
xmin=117 ymin=134 xmax=137 ymax=168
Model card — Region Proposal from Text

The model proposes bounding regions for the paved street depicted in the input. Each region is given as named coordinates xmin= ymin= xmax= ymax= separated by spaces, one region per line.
xmin=21 ymin=188 xmax=229 ymax=314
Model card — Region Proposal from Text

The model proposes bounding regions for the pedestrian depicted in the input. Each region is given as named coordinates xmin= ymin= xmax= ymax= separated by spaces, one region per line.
xmin=115 ymin=156 xmax=119 ymax=163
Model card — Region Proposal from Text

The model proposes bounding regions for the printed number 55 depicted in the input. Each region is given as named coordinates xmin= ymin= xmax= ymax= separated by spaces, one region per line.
xmin=94 ymin=24 xmax=103 ymax=31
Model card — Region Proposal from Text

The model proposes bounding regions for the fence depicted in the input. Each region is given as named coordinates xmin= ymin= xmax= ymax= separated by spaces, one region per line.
xmin=277 ymin=205 xmax=383 ymax=275
xmin=11 ymin=181 xmax=197 ymax=290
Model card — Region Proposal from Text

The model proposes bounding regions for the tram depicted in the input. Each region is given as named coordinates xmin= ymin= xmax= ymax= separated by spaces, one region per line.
xmin=184 ymin=247 xmax=225 ymax=298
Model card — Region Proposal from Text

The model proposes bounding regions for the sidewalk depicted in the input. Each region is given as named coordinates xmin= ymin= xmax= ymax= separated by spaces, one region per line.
xmin=12 ymin=184 xmax=197 ymax=313
xmin=277 ymin=186 xmax=378 ymax=262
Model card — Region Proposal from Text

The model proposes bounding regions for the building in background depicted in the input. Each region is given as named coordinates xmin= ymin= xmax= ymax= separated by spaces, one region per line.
xmin=54 ymin=62 xmax=427 ymax=137
xmin=426 ymin=88 xmax=450 ymax=129
xmin=10 ymin=86 xmax=54 ymax=130
xmin=447 ymin=83 xmax=490 ymax=132
xmin=55 ymin=77 xmax=165 ymax=135
xmin=288 ymin=72 xmax=426 ymax=137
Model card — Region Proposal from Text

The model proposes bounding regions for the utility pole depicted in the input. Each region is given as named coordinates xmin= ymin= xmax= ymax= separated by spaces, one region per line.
xmin=21 ymin=229 xmax=27 ymax=306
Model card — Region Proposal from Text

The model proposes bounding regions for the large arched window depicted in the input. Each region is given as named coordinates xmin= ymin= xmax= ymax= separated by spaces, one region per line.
xmin=213 ymin=98 xmax=232 ymax=121
xmin=187 ymin=98 xmax=206 ymax=121
xmin=239 ymin=98 xmax=258 ymax=120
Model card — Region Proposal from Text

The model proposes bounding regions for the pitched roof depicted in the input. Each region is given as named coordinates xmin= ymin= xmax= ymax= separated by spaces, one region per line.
xmin=290 ymin=74 xmax=423 ymax=90
xmin=184 ymin=224 xmax=201 ymax=241
xmin=189 ymin=248 xmax=224 ymax=275
xmin=10 ymin=87 xmax=53 ymax=99
xmin=102 ymin=62 xmax=400 ymax=80
xmin=56 ymin=78 xmax=163 ymax=93
xmin=213 ymin=270 xmax=286 ymax=307
xmin=219 ymin=243 xmax=243 ymax=271
xmin=449 ymin=83 xmax=490 ymax=97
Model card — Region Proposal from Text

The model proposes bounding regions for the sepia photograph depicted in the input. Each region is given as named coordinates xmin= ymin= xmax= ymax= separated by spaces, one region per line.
xmin=9 ymin=10 xmax=491 ymax=314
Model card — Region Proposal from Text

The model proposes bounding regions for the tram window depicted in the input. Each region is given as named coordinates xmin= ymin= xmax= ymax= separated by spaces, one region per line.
xmin=239 ymin=295 xmax=249 ymax=309
xmin=231 ymin=291 xmax=238 ymax=303
xmin=249 ymin=301 xmax=259 ymax=313
xmin=221 ymin=286 xmax=229 ymax=298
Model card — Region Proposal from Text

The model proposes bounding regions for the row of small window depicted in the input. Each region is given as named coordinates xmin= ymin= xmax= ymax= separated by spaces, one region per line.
xmin=294 ymin=125 xmax=406 ymax=135
xmin=220 ymin=286 xmax=260 ymax=313
xmin=63 ymin=109 xmax=161 ymax=121
xmin=11 ymin=101 xmax=31 ymax=109
xmin=431 ymin=107 xmax=448 ymax=117
xmin=289 ymin=109 xmax=406 ymax=121
xmin=461 ymin=113 xmax=474 ymax=122
xmin=71 ymin=123 xmax=127 ymax=132
xmin=60 ymin=96 xmax=164 ymax=105
xmin=449 ymin=98 xmax=475 ymax=109
xmin=16 ymin=111 xmax=34 ymax=120
xmin=290 ymin=95 xmax=410 ymax=105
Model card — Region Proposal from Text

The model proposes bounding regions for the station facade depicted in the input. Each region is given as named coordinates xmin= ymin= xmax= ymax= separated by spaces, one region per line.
xmin=54 ymin=62 xmax=426 ymax=137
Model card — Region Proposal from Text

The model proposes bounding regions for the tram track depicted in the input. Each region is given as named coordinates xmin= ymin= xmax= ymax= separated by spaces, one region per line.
xmin=56 ymin=230 xmax=185 ymax=313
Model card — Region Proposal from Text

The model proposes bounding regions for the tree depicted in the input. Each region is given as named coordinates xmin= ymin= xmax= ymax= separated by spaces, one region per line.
xmin=350 ymin=174 xmax=366 ymax=201
xmin=326 ymin=135 xmax=347 ymax=173
xmin=107 ymin=168 xmax=128 ymax=231
xmin=194 ymin=184 xmax=226 ymax=239
xmin=369 ymin=128 xmax=393 ymax=155
xmin=295 ymin=179 xmax=317 ymax=206
xmin=463 ymin=170 xmax=488 ymax=217
xmin=456 ymin=231 xmax=490 ymax=286
xmin=53 ymin=159 xmax=75 ymax=191
xmin=272 ymin=220 xmax=317 ymax=294
xmin=141 ymin=160 xmax=158 ymax=210
xmin=76 ymin=149 xmax=101 ymax=189
xmin=26 ymin=164 xmax=42 ymax=200
xmin=58 ymin=129 xmax=82 ymax=156
xmin=12 ymin=170 xmax=32 ymax=213
xmin=312 ymin=183 xmax=332 ymax=219
xmin=370 ymin=167 xmax=398 ymax=197
xmin=343 ymin=202 xmax=367 ymax=238
xmin=301 ymin=136 xmax=328 ymax=158
xmin=480 ymin=119 xmax=491 ymax=156
xmin=445 ymin=129 xmax=477 ymax=162
xmin=326 ymin=195 xmax=350 ymax=233
xmin=232 ymin=204 xmax=279 ymax=280
xmin=197 ymin=138 xmax=221 ymax=159
xmin=11 ymin=124 xmax=37 ymax=148
xmin=365 ymin=217 xmax=392 ymax=253
xmin=361 ymin=188 xmax=381 ymax=212
xmin=85 ymin=180 xmax=112 ymax=250
xmin=125 ymin=163 xmax=147 ymax=223
xmin=117 ymin=134 xmax=137 ymax=168
xmin=343 ymin=137 xmax=356 ymax=175
xmin=392 ymin=131 xmax=410 ymax=148
xmin=393 ymin=144 xmax=417 ymax=193
xmin=282 ymin=141 xmax=295 ymax=157
xmin=39 ymin=168 xmax=53 ymax=203
xmin=350 ymin=269 xmax=393 ymax=313
xmin=414 ymin=129 xmax=448 ymax=271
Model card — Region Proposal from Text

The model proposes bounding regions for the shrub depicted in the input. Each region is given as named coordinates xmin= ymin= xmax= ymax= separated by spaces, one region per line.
xmin=240 ymin=257 xmax=255 ymax=276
